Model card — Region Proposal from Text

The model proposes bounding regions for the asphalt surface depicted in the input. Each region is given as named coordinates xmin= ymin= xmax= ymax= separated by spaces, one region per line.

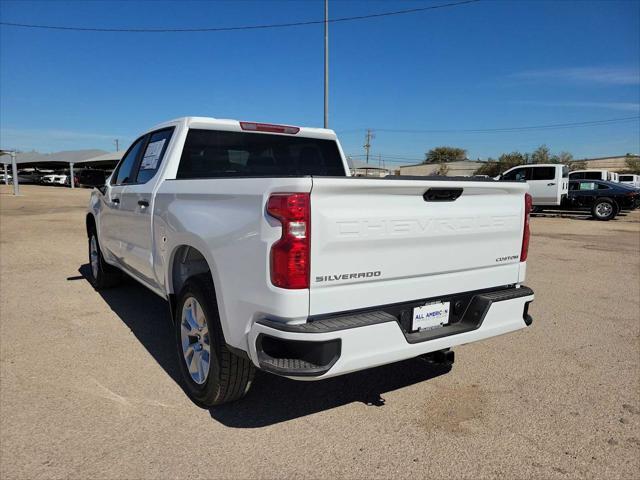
xmin=1 ymin=185 xmax=639 ymax=479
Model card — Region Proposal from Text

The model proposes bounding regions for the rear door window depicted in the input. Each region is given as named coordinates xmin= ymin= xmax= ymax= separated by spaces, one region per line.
xmin=176 ymin=129 xmax=346 ymax=179
xmin=135 ymin=128 xmax=174 ymax=184
xmin=532 ymin=167 xmax=555 ymax=180
xmin=113 ymin=136 xmax=147 ymax=185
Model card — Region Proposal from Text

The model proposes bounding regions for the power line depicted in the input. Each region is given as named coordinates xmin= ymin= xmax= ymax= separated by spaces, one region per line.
xmin=338 ymin=115 xmax=640 ymax=135
xmin=0 ymin=0 xmax=480 ymax=33
xmin=348 ymin=154 xmax=422 ymax=164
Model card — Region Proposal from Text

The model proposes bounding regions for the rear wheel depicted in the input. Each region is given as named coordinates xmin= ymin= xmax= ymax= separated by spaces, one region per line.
xmin=591 ymin=198 xmax=616 ymax=221
xmin=175 ymin=274 xmax=255 ymax=407
xmin=88 ymin=231 xmax=122 ymax=289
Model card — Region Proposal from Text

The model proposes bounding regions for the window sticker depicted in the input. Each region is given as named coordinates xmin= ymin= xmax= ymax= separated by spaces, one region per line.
xmin=140 ymin=139 xmax=166 ymax=170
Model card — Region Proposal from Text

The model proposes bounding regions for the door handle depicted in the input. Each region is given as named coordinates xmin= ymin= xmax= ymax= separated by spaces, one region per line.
xmin=138 ymin=200 xmax=149 ymax=207
xmin=111 ymin=197 xmax=120 ymax=204
xmin=547 ymin=183 xmax=556 ymax=186
xmin=423 ymin=187 xmax=463 ymax=202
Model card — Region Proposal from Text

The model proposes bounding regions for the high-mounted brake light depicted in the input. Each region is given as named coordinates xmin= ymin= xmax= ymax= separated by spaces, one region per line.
xmin=520 ymin=193 xmax=532 ymax=262
xmin=240 ymin=122 xmax=300 ymax=135
xmin=267 ymin=193 xmax=310 ymax=289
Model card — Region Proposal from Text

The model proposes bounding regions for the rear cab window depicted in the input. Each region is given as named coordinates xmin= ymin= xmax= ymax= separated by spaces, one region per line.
xmin=176 ymin=129 xmax=346 ymax=179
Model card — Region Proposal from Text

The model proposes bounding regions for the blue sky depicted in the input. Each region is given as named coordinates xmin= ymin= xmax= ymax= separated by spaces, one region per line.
xmin=1 ymin=0 xmax=639 ymax=166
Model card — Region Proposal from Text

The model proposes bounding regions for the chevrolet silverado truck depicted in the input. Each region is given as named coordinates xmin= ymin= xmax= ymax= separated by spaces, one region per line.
xmin=86 ymin=117 xmax=535 ymax=407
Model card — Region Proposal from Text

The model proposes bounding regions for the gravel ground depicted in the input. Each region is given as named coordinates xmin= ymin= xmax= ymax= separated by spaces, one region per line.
xmin=1 ymin=185 xmax=639 ymax=480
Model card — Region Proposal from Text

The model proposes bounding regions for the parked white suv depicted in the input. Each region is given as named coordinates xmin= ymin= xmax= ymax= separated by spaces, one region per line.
xmin=619 ymin=174 xmax=640 ymax=188
xmin=86 ymin=117 xmax=535 ymax=406
xmin=569 ymin=169 xmax=619 ymax=182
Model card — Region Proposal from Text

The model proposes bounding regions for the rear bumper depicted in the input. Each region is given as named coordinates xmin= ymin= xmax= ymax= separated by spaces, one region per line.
xmin=247 ymin=285 xmax=534 ymax=380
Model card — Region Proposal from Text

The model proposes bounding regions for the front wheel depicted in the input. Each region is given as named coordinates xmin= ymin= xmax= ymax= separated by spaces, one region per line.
xmin=591 ymin=198 xmax=617 ymax=221
xmin=88 ymin=231 xmax=122 ymax=289
xmin=175 ymin=274 xmax=255 ymax=407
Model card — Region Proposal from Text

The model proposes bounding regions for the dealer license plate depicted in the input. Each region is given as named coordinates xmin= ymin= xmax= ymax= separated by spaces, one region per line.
xmin=412 ymin=301 xmax=450 ymax=332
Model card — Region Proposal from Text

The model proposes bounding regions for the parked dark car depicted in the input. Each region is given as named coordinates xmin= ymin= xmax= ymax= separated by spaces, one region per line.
xmin=75 ymin=168 xmax=110 ymax=188
xmin=564 ymin=180 xmax=639 ymax=220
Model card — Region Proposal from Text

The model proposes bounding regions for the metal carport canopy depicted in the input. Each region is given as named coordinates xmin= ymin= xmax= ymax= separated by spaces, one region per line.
xmin=1 ymin=150 xmax=123 ymax=192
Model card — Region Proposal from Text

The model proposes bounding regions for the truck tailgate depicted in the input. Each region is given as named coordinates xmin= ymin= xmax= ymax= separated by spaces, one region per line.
xmin=309 ymin=177 xmax=528 ymax=315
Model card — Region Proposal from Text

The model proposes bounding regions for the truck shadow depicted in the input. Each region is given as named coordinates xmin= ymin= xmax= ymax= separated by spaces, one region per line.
xmin=76 ymin=264 xmax=451 ymax=428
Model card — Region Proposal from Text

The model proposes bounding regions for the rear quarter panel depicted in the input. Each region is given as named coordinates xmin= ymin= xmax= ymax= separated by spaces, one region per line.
xmin=154 ymin=177 xmax=313 ymax=350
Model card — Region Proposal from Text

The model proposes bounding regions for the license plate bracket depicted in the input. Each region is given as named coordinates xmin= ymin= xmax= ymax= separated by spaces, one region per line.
xmin=412 ymin=301 xmax=450 ymax=332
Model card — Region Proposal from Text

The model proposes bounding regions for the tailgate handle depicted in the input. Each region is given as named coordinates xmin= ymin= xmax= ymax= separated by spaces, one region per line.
xmin=423 ymin=188 xmax=463 ymax=202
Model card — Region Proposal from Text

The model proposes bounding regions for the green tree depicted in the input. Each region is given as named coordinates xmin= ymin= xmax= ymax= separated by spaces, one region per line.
xmin=425 ymin=146 xmax=467 ymax=164
xmin=569 ymin=160 xmax=587 ymax=171
xmin=474 ymin=161 xmax=500 ymax=177
xmin=531 ymin=145 xmax=551 ymax=164
xmin=553 ymin=151 xmax=573 ymax=164
xmin=497 ymin=151 xmax=528 ymax=170
xmin=473 ymin=152 xmax=525 ymax=177
xmin=435 ymin=161 xmax=450 ymax=176
xmin=625 ymin=154 xmax=640 ymax=174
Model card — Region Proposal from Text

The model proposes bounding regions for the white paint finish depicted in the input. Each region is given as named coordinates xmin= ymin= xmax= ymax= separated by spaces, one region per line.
xmin=502 ymin=164 xmax=568 ymax=206
xmin=309 ymin=177 xmax=526 ymax=315
xmin=89 ymin=115 xmax=532 ymax=367
xmin=569 ymin=169 xmax=620 ymax=183
xmin=618 ymin=174 xmax=640 ymax=188
xmin=153 ymin=176 xmax=313 ymax=349
xmin=248 ymin=293 xmax=534 ymax=379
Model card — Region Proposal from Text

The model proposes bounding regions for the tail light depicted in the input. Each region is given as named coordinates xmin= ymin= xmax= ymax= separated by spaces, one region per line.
xmin=520 ymin=193 xmax=532 ymax=262
xmin=267 ymin=193 xmax=310 ymax=289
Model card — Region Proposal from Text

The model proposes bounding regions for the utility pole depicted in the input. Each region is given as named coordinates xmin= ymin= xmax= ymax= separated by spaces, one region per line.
xmin=114 ymin=139 xmax=119 ymax=151
xmin=364 ymin=129 xmax=374 ymax=164
xmin=324 ymin=0 xmax=329 ymax=128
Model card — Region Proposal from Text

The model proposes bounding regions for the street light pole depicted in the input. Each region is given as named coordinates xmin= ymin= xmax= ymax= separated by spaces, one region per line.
xmin=10 ymin=151 xmax=19 ymax=195
xmin=324 ymin=0 xmax=329 ymax=129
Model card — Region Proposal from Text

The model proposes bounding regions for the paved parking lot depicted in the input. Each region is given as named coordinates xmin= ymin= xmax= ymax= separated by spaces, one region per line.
xmin=1 ymin=185 xmax=639 ymax=479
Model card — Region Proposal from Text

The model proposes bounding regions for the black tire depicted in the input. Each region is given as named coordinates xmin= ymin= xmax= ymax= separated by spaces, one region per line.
xmin=88 ymin=230 xmax=122 ymax=289
xmin=591 ymin=197 xmax=617 ymax=221
xmin=174 ymin=274 xmax=255 ymax=407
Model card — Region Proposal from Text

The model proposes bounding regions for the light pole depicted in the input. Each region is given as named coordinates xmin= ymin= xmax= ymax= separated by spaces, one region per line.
xmin=0 ymin=150 xmax=20 ymax=195
xmin=324 ymin=0 xmax=329 ymax=129
xmin=10 ymin=151 xmax=19 ymax=195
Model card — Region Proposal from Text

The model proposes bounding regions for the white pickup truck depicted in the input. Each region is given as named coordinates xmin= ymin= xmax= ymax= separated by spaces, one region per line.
xmin=87 ymin=117 xmax=534 ymax=407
